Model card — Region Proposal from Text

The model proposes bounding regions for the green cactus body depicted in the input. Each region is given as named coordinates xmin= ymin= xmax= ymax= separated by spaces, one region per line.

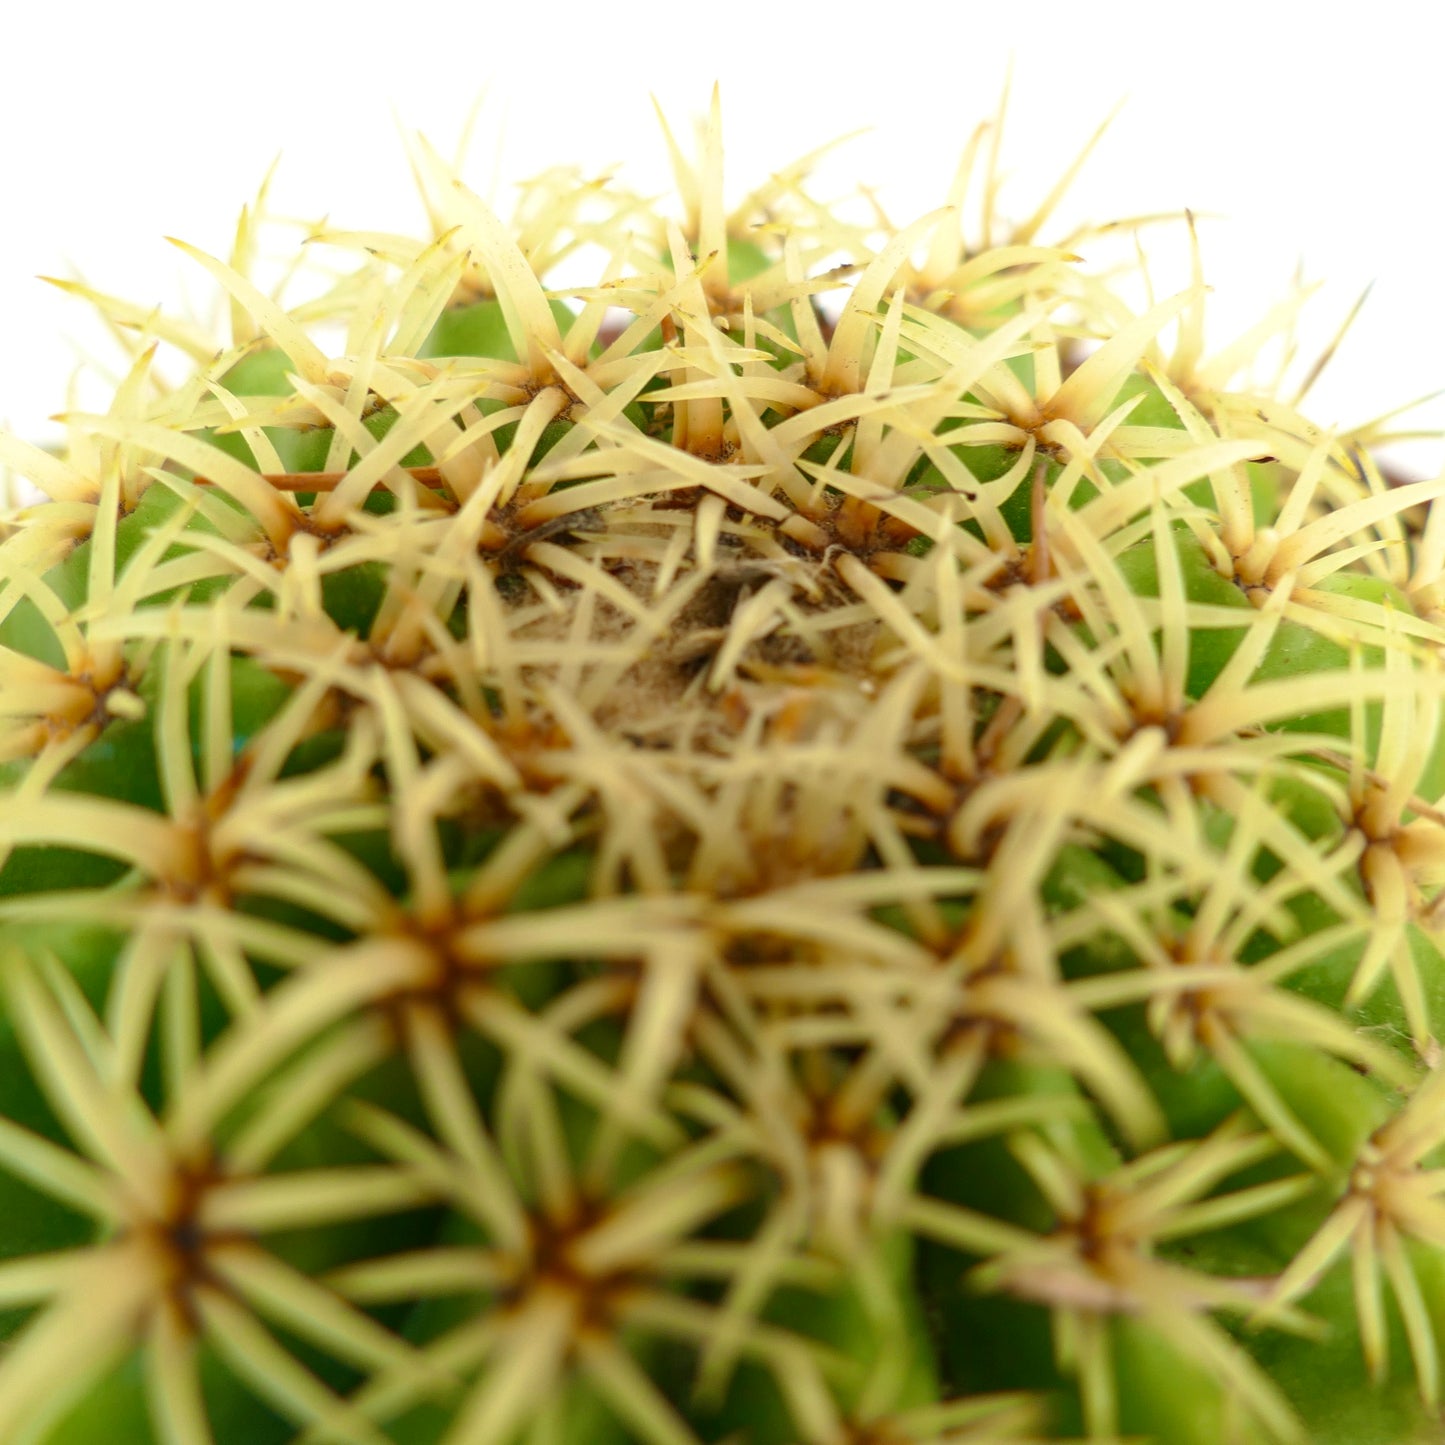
xmin=4 ymin=89 xmax=1445 ymax=1444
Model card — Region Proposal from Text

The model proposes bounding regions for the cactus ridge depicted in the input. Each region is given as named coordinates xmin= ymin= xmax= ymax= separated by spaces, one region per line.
xmin=3 ymin=89 xmax=1445 ymax=1444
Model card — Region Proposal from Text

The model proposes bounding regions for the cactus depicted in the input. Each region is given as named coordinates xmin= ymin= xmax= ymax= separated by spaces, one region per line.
xmin=3 ymin=86 xmax=1445 ymax=1444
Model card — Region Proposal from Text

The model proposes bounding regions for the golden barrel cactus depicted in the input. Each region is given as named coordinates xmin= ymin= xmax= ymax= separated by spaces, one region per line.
xmin=2 ymin=89 xmax=1444 ymax=1444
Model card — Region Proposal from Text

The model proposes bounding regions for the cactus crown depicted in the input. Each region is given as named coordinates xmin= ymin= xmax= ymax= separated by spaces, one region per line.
xmin=3 ymin=87 xmax=1445 ymax=1445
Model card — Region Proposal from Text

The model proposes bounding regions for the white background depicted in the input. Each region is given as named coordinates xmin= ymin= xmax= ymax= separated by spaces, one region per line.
xmin=3 ymin=0 xmax=1442 ymax=480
